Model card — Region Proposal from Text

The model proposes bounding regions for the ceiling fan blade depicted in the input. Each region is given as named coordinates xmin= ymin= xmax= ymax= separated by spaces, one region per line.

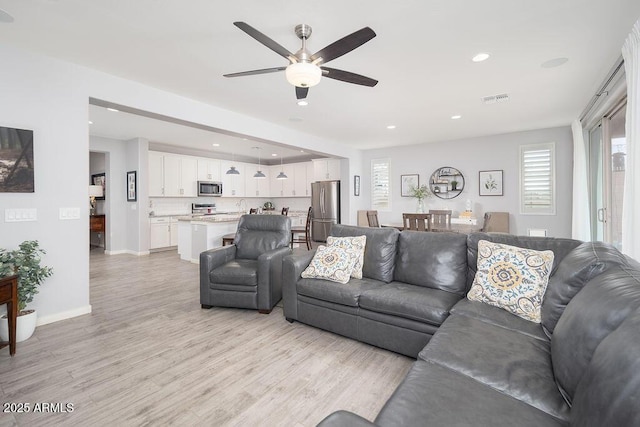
xmin=224 ymin=67 xmax=286 ymax=78
xmin=234 ymin=22 xmax=294 ymax=61
xmin=321 ymin=67 xmax=378 ymax=87
xmin=311 ymin=27 xmax=376 ymax=65
xmin=296 ymin=87 xmax=309 ymax=100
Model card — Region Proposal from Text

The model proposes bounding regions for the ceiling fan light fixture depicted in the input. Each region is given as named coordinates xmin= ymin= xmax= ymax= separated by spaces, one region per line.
xmin=286 ymin=62 xmax=321 ymax=88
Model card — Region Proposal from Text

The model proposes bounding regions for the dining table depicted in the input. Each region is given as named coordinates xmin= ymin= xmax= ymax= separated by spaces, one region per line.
xmin=383 ymin=217 xmax=483 ymax=234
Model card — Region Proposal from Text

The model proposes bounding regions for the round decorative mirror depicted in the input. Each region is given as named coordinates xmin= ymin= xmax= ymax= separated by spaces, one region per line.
xmin=429 ymin=167 xmax=465 ymax=199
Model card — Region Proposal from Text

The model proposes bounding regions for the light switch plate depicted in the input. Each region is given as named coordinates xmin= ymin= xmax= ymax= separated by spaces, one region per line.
xmin=59 ymin=207 xmax=81 ymax=220
xmin=5 ymin=208 xmax=37 ymax=222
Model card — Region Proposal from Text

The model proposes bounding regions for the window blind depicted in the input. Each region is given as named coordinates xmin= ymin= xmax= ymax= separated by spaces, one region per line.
xmin=520 ymin=143 xmax=556 ymax=215
xmin=371 ymin=158 xmax=391 ymax=210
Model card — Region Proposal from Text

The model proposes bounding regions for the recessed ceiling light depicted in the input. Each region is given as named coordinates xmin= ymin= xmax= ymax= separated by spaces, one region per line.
xmin=451 ymin=115 xmax=462 ymax=120
xmin=106 ymin=108 xmax=119 ymax=112
xmin=472 ymin=53 xmax=490 ymax=62
xmin=541 ymin=57 xmax=569 ymax=68
xmin=300 ymin=150 xmax=305 ymax=153
xmin=212 ymin=143 xmax=220 ymax=147
xmin=0 ymin=8 xmax=15 ymax=23
xmin=297 ymin=100 xmax=309 ymax=106
xmin=88 ymin=120 xmax=93 ymax=125
xmin=271 ymin=153 xmax=278 ymax=157
xmin=386 ymin=125 xmax=396 ymax=130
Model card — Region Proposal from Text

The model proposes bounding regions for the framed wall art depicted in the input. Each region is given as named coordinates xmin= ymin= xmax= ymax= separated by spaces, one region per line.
xmin=91 ymin=173 xmax=106 ymax=200
xmin=127 ymin=170 xmax=137 ymax=202
xmin=401 ymin=174 xmax=419 ymax=197
xmin=479 ymin=170 xmax=503 ymax=196
xmin=0 ymin=126 xmax=35 ymax=193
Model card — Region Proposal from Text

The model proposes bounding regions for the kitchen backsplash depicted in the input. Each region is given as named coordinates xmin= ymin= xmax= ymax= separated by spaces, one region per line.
xmin=149 ymin=196 xmax=311 ymax=216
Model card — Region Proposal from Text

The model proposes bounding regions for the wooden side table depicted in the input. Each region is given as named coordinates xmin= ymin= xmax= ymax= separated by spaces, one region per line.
xmin=0 ymin=275 xmax=18 ymax=356
xmin=90 ymin=214 xmax=106 ymax=249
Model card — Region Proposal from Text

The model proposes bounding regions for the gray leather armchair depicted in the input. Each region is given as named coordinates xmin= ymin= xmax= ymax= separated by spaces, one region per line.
xmin=200 ymin=214 xmax=291 ymax=314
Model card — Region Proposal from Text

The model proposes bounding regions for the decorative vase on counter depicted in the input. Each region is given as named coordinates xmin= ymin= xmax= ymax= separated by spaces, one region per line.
xmin=416 ymin=199 xmax=426 ymax=213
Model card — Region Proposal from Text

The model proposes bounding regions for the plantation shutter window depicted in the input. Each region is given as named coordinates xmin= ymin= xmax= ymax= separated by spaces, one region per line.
xmin=520 ymin=143 xmax=556 ymax=215
xmin=371 ymin=158 xmax=391 ymax=211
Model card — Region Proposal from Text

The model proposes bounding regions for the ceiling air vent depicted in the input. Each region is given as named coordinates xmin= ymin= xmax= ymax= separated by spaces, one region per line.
xmin=481 ymin=93 xmax=510 ymax=104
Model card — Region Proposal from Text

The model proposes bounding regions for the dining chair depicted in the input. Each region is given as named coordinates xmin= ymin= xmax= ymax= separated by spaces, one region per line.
xmin=429 ymin=209 xmax=452 ymax=231
xmin=367 ymin=210 xmax=381 ymax=228
xmin=281 ymin=207 xmax=289 ymax=216
xmin=402 ymin=213 xmax=432 ymax=231
xmin=481 ymin=212 xmax=510 ymax=233
xmin=291 ymin=207 xmax=313 ymax=250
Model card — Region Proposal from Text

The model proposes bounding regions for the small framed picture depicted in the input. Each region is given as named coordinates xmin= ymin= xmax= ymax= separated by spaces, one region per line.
xmin=479 ymin=170 xmax=503 ymax=196
xmin=354 ymin=175 xmax=360 ymax=196
xmin=91 ymin=173 xmax=106 ymax=200
xmin=127 ymin=170 xmax=137 ymax=202
xmin=401 ymin=174 xmax=419 ymax=197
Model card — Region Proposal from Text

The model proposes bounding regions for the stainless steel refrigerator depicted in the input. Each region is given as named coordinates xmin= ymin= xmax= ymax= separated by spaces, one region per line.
xmin=311 ymin=180 xmax=340 ymax=242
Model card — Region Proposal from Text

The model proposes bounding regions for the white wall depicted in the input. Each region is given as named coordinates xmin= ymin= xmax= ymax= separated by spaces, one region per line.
xmin=362 ymin=126 xmax=573 ymax=237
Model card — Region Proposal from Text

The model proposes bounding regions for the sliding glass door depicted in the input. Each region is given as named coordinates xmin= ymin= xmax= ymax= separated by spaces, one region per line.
xmin=588 ymin=103 xmax=626 ymax=249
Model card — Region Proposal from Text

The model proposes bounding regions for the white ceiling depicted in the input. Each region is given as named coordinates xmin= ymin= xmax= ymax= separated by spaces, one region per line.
xmin=1 ymin=0 xmax=638 ymax=160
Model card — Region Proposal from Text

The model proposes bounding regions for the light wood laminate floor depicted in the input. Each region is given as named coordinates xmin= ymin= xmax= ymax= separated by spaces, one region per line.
xmin=0 ymin=250 xmax=411 ymax=426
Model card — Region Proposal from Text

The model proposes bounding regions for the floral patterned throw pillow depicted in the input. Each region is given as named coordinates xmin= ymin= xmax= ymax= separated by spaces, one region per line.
xmin=326 ymin=235 xmax=367 ymax=279
xmin=468 ymin=240 xmax=554 ymax=323
xmin=301 ymin=245 xmax=358 ymax=284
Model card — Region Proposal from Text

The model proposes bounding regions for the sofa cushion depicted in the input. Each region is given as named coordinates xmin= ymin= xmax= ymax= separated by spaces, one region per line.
xmin=359 ymin=282 xmax=461 ymax=326
xmin=551 ymin=262 xmax=640 ymax=405
xmin=375 ymin=361 xmax=566 ymax=427
xmin=326 ymin=235 xmax=366 ymax=279
xmin=419 ymin=314 xmax=569 ymax=420
xmin=570 ymin=309 xmax=640 ymax=427
xmin=450 ymin=299 xmax=548 ymax=341
xmin=541 ymin=241 xmax=628 ymax=336
xmin=330 ymin=224 xmax=399 ymax=283
xmin=394 ymin=231 xmax=468 ymax=294
xmin=466 ymin=233 xmax=581 ymax=291
xmin=468 ymin=240 xmax=554 ymax=323
xmin=301 ymin=245 xmax=358 ymax=284
xmin=297 ymin=277 xmax=386 ymax=307
xmin=210 ymin=259 xmax=258 ymax=287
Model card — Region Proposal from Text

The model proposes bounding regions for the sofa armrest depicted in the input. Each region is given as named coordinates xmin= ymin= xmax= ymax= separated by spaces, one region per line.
xmin=282 ymin=250 xmax=317 ymax=320
xmin=316 ymin=411 xmax=377 ymax=427
xmin=200 ymin=245 xmax=237 ymax=305
xmin=257 ymin=246 xmax=292 ymax=311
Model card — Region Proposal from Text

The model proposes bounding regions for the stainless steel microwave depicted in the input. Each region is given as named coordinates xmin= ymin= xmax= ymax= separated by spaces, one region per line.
xmin=197 ymin=181 xmax=222 ymax=196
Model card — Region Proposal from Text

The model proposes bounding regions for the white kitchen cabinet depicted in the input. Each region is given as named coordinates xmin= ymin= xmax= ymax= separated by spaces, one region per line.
xmin=245 ymin=164 xmax=270 ymax=197
xmin=170 ymin=218 xmax=179 ymax=246
xmin=197 ymin=158 xmax=221 ymax=182
xmin=281 ymin=164 xmax=296 ymax=197
xmin=149 ymin=217 xmax=172 ymax=249
xmin=220 ymin=161 xmax=245 ymax=197
xmin=269 ymin=162 xmax=313 ymax=197
xmin=313 ymin=158 xmax=341 ymax=181
xmin=148 ymin=151 xmax=165 ymax=197
xmin=305 ymin=162 xmax=314 ymax=195
xmin=293 ymin=163 xmax=309 ymax=197
xmin=151 ymin=152 xmax=197 ymax=197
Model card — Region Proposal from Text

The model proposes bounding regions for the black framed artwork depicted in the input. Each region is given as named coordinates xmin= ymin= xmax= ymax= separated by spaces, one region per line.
xmin=91 ymin=173 xmax=106 ymax=200
xmin=127 ymin=170 xmax=137 ymax=202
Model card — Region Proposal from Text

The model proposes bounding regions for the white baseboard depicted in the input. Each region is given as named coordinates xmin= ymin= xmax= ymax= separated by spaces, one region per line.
xmin=106 ymin=249 xmax=150 ymax=256
xmin=36 ymin=305 xmax=92 ymax=326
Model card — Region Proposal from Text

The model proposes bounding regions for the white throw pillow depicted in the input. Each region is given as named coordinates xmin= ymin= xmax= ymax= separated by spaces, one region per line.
xmin=467 ymin=240 xmax=554 ymax=323
xmin=301 ymin=245 xmax=358 ymax=284
xmin=326 ymin=235 xmax=367 ymax=279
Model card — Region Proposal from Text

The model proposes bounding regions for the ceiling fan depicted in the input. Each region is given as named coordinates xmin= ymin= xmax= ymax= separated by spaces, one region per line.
xmin=223 ymin=22 xmax=378 ymax=100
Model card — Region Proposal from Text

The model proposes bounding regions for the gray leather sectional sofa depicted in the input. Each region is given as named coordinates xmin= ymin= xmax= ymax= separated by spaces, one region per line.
xmin=282 ymin=224 xmax=640 ymax=426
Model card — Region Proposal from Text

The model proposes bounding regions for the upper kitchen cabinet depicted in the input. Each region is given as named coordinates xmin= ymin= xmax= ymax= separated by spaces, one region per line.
xmin=313 ymin=159 xmax=341 ymax=181
xmin=197 ymin=159 xmax=221 ymax=182
xmin=245 ymin=164 xmax=270 ymax=197
xmin=149 ymin=151 xmax=165 ymax=197
xmin=163 ymin=154 xmax=198 ymax=197
xmin=220 ymin=161 xmax=245 ymax=197
xmin=270 ymin=162 xmax=312 ymax=197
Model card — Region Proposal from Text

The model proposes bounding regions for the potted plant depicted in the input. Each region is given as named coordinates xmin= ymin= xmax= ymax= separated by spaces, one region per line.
xmin=409 ymin=184 xmax=433 ymax=213
xmin=0 ymin=240 xmax=53 ymax=342
xmin=451 ymin=180 xmax=459 ymax=191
